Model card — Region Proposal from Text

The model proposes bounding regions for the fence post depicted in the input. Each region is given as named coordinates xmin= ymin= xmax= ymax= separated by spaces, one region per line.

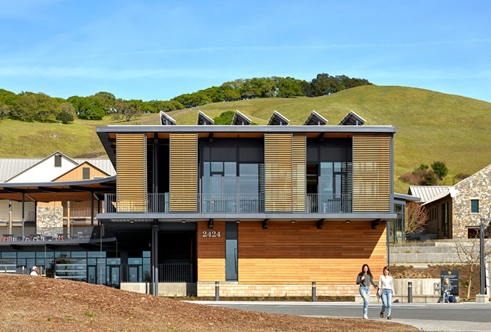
xmin=312 ymin=282 xmax=316 ymax=302
xmin=408 ymin=282 xmax=413 ymax=303
xmin=215 ymin=281 xmax=219 ymax=301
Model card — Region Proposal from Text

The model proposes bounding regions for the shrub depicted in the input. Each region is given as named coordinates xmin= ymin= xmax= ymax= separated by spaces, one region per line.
xmin=431 ymin=161 xmax=448 ymax=179
xmin=455 ymin=173 xmax=471 ymax=180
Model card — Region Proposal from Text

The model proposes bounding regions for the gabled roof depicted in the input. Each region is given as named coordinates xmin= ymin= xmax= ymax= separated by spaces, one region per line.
xmin=51 ymin=161 xmax=111 ymax=182
xmin=160 ymin=111 xmax=177 ymax=125
xmin=303 ymin=110 xmax=328 ymax=126
xmin=5 ymin=151 xmax=78 ymax=183
xmin=338 ymin=110 xmax=366 ymax=125
xmin=232 ymin=110 xmax=252 ymax=125
xmin=408 ymin=186 xmax=452 ymax=204
xmin=267 ymin=110 xmax=290 ymax=126
xmin=454 ymin=163 xmax=491 ymax=190
xmin=197 ymin=111 xmax=214 ymax=125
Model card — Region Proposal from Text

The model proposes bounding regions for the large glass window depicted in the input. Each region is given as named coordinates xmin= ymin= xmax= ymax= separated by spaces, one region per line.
xmin=317 ymin=162 xmax=352 ymax=213
xmin=225 ymin=240 xmax=238 ymax=281
xmin=202 ymin=162 xmax=262 ymax=213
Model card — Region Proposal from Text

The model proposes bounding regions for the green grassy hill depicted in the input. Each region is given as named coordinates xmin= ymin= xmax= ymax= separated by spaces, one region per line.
xmin=1 ymin=85 xmax=490 ymax=193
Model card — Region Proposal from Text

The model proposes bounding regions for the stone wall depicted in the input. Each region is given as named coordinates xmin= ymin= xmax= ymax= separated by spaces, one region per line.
xmin=36 ymin=206 xmax=63 ymax=238
xmin=197 ymin=282 xmax=359 ymax=297
xmin=453 ymin=164 xmax=491 ymax=239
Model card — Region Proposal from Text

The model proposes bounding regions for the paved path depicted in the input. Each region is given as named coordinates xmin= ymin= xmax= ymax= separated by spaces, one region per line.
xmin=195 ymin=301 xmax=491 ymax=331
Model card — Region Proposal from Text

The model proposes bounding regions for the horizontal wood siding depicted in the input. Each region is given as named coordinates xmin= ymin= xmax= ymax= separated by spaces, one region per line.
xmin=265 ymin=134 xmax=292 ymax=212
xmin=116 ymin=134 xmax=147 ymax=212
xmin=54 ymin=163 xmax=109 ymax=182
xmin=238 ymin=221 xmax=386 ymax=284
xmin=197 ymin=221 xmax=226 ymax=281
xmin=170 ymin=133 xmax=198 ymax=212
xmin=292 ymin=134 xmax=306 ymax=212
xmin=353 ymin=135 xmax=391 ymax=212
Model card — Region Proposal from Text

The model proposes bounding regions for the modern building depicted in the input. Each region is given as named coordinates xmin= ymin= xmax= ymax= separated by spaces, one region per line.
xmin=0 ymin=110 xmax=398 ymax=297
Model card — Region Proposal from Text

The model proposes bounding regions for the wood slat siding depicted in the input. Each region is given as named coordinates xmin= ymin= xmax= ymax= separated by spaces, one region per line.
xmin=170 ymin=133 xmax=198 ymax=212
xmin=197 ymin=221 xmax=226 ymax=281
xmin=116 ymin=134 xmax=147 ymax=212
xmin=54 ymin=163 xmax=109 ymax=182
xmin=265 ymin=134 xmax=292 ymax=212
xmin=352 ymin=135 xmax=391 ymax=212
xmin=238 ymin=221 xmax=386 ymax=284
xmin=292 ymin=135 xmax=306 ymax=212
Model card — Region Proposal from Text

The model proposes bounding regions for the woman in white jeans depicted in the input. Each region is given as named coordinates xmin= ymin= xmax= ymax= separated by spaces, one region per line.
xmin=378 ymin=266 xmax=395 ymax=320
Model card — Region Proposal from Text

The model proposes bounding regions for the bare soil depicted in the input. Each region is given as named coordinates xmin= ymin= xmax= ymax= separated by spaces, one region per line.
xmin=0 ymin=274 xmax=417 ymax=332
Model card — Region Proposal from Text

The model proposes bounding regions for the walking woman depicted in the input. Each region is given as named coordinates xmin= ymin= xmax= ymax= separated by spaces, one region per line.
xmin=379 ymin=266 xmax=395 ymax=320
xmin=356 ymin=264 xmax=378 ymax=319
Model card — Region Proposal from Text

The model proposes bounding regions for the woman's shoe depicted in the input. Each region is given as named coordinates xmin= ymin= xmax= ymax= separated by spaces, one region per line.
xmin=380 ymin=311 xmax=384 ymax=318
xmin=387 ymin=316 xmax=392 ymax=320
xmin=363 ymin=314 xmax=368 ymax=319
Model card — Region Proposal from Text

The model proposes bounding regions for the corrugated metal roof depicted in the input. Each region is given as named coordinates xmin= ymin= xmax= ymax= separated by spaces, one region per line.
xmin=0 ymin=157 xmax=115 ymax=183
xmin=407 ymin=186 xmax=452 ymax=203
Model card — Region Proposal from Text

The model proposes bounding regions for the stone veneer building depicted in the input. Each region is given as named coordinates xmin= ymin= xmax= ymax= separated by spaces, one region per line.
xmin=409 ymin=163 xmax=491 ymax=239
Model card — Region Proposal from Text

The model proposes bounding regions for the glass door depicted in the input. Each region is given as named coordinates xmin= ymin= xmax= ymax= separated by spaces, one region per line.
xmin=107 ymin=266 xmax=120 ymax=288
xmin=87 ymin=265 xmax=97 ymax=284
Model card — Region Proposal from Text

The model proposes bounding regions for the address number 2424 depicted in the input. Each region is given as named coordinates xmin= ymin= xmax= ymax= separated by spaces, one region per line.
xmin=202 ymin=231 xmax=221 ymax=238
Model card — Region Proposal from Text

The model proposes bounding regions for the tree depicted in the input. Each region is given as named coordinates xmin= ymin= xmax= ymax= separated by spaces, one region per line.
xmin=56 ymin=102 xmax=76 ymax=124
xmin=0 ymin=89 xmax=19 ymax=107
xmin=431 ymin=161 xmax=448 ymax=179
xmin=454 ymin=237 xmax=491 ymax=299
xmin=405 ymin=202 xmax=428 ymax=238
xmin=67 ymin=95 xmax=105 ymax=120
xmin=11 ymin=93 xmax=61 ymax=122
xmin=0 ymin=104 xmax=11 ymax=120
xmin=113 ymin=99 xmax=142 ymax=121
xmin=94 ymin=91 xmax=116 ymax=114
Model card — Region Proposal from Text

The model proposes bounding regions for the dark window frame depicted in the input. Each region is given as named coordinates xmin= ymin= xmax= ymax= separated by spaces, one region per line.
xmin=470 ymin=199 xmax=479 ymax=213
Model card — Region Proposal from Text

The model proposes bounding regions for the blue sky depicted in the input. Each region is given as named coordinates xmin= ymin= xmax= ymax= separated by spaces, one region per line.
xmin=1 ymin=0 xmax=490 ymax=102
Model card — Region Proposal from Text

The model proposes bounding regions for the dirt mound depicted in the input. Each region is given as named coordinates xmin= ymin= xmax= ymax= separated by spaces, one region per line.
xmin=0 ymin=274 xmax=416 ymax=331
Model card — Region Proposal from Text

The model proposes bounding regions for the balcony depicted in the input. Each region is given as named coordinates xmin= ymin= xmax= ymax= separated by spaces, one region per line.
xmin=104 ymin=193 xmax=353 ymax=214
xmin=0 ymin=226 xmax=100 ymax=244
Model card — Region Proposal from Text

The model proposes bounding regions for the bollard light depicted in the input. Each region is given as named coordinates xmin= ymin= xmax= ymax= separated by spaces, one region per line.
xmin=312 ymin=282 xmax=316 ymax=302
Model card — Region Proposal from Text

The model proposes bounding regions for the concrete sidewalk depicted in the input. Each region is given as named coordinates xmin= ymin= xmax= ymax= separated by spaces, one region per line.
xmin=194 ymin=301 xmax=491 ymax=331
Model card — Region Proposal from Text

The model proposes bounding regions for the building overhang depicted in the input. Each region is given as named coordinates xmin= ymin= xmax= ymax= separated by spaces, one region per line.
xmin=0 ymin=176 xmax=116 ymax=202
xmin=97 ymin=212 xmax=397 ymax=223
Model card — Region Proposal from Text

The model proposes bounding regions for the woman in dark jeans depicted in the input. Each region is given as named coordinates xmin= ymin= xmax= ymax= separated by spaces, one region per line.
xmin=356 ymin=264 xmax=378 ymax=319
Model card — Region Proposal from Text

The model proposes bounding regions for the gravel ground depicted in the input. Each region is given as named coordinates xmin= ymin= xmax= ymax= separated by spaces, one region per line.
xmin=0 ymin=274 xmax=417 ymax=331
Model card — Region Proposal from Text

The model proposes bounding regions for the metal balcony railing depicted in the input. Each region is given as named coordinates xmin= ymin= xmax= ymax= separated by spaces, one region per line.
xmin=104 ymin=193 xmax=353 ymax=214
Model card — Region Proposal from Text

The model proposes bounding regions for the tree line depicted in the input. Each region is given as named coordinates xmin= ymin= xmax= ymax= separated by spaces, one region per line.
xmin=0 ymin=73 xmax=371 ymax=124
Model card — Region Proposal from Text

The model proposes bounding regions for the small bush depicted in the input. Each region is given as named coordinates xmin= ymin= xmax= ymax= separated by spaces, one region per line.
xmin=431 ymin=161 xmax=448 ymax=179
xmin=454 ymin=173 xmax=470 ymax=180
xmin=84 ymin=311 xmax=97 ymax=317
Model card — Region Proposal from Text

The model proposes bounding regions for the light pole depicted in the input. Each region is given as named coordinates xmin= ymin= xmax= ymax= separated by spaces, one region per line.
xmin=478 ymin=217 xmax=490 ymax=302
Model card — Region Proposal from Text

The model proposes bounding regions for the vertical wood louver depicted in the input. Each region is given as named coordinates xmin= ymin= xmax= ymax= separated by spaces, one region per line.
xmin=265 ymin=134 xmax=293 ymax=212
xmin=292 ymin=134 xmax=306 ymax=212
xmin=170 ymin=133 xmax=198 ymax=212
xmin=116 ymin=133 xmax=147 ymax=212
xmin=352 ymin=134 xmax=391 ymax=212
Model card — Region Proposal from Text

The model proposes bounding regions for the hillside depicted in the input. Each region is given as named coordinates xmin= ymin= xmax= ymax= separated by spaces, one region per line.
xmin=1 ymin=85 xmax=491 ymax=193
xmin=0 ymin=274 xmax=415 ymax=331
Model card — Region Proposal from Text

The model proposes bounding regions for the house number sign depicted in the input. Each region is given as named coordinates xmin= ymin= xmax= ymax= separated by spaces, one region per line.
xmin=202 ymin=231 xmax=221 ymax=238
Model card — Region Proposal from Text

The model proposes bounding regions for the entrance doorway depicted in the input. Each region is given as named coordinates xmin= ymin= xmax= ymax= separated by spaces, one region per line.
xmin=158 ymin=232 xmax=196 ymax=282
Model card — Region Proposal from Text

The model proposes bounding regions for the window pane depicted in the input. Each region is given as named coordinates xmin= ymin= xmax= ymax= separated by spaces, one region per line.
xmin=225 ymin=239 xmax=238 ymax=281
xmin=211 ymin=162 xmax=223 ymax=173
xmin=471 ymin=200 xmax=479 ymax=213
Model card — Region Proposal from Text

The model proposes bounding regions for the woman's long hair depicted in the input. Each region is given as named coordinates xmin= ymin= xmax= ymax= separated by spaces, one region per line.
xmin=358 ymin=264 xmax=373 ymax=278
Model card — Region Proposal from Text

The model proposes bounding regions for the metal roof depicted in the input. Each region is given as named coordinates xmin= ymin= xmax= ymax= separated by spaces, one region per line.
xmin=0 ymin=157 xmax=116 ymax=183
xmin=303 ymin=110 xmax=328 ymax=126
xmin=407 ymin=186 xmax=452 ymax=203
xmin=232 ymin=110 xmax=252 ymax=125
xmin=338 ymin=110 xmax=366 ymax=125
xmin=160 ymin=111 xmax=177 ymax=125
xmin=267 ymin=110 xmax=290 ymax=126
xmin=394 ymin=193 xmax=421 ymax=202
xmin=197 ymin=111 xmax=214 ymax=125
